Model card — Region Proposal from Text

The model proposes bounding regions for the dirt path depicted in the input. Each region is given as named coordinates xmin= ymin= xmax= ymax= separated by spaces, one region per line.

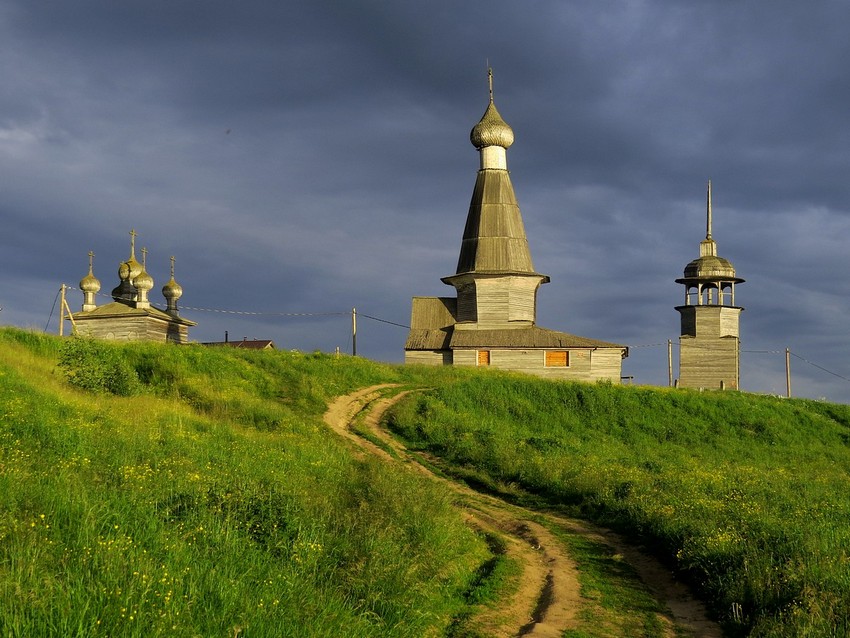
xmin=324 ymin=385 xmax=722 ymax=638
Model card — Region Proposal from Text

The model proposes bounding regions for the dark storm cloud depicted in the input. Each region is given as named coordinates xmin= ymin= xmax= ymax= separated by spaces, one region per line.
xmin=2 ymin=1 xmax=850 ymax=400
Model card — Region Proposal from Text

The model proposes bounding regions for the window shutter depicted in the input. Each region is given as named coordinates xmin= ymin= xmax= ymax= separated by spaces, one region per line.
xmin=545 ymin=350 xmax=569 ymax=367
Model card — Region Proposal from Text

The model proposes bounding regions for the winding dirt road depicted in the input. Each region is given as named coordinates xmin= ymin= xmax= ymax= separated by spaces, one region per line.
xmin=323 ymin=385 xmax=722 ymax=637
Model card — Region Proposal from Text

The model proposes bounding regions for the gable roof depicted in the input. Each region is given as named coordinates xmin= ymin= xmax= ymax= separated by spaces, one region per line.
xmin=450 ymin=326 xmax=626 ymax=351
xmin=72 ymin=301 xmax=196 ymax=326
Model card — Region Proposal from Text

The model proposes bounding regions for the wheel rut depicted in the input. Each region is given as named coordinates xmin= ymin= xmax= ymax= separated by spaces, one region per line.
xmin=323 ymin=385 xmax=722 ymax=638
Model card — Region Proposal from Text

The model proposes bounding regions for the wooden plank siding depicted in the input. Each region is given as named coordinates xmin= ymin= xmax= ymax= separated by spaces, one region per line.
xmin=74 ymin=315 xmax=189 ymax=344
xmin=404 ymin=350 xmax=453 ymax=366
xmin=73 ymin=303 xmax=194 ymax=344
xmin=452 ymin=347 xmax=624 ymax=382
xmin=678 ymin=336 xmax=740 ymax=390
xmin=676 ymin=305 xmax=742 ymax=389
xmin=474 ymin=276 xmax=539 ymax=323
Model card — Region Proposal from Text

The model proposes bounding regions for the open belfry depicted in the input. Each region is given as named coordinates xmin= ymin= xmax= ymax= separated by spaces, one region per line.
xmin=675 ymin=182 xmax=744 ymax=389
xmin=405 ymin=71 xmax=628 ymax=380
xmin=71 ymin=230 xmax=196 ymax=343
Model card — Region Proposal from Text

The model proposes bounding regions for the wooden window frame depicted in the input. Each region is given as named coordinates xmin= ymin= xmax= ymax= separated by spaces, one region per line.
xmin=477 ymin=350 xmax=491 ymax=366
xmin=544 ymin=350 xmax=569 ymax=367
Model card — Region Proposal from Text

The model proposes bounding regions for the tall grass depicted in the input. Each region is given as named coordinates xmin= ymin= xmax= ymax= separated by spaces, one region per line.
xmin=387 ymin=373 xmax=850 ymax=637
xmin=0 ymin=329 xmax=489 ymax=637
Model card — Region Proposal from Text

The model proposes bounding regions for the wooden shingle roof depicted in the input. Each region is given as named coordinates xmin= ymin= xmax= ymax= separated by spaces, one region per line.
xmin=450 ymin=326 xmax=626 ymax=351
xmin=452 ymin=169 xmax=547 ymax=279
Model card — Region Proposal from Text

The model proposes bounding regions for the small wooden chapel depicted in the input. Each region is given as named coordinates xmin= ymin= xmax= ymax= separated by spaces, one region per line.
xmin=71 ymin=230 xmax=196 ymax=343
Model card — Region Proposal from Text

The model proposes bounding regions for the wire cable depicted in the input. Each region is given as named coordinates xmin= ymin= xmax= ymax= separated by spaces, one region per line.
xmin=44 ymin=287 xmax=61 ymax=333
xmin=789 ymin=351 xmax=850 ymax=383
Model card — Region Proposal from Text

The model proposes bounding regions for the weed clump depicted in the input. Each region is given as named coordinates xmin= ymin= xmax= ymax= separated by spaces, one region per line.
xmin=58 ymin=336 xmax=140 ymax=396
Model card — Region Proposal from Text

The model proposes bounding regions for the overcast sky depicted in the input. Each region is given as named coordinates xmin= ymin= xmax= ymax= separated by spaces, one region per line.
xmin=2 ymin=1 xmax=850 ymax=402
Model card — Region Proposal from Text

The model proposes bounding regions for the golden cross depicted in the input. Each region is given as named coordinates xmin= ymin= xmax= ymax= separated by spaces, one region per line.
xmin=488 ymin=67 xmax=494 ymax=102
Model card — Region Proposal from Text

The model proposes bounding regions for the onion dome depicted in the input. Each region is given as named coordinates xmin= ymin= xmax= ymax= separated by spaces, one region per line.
xmin=470 ymin=101 xmax=514 ymax=149
xmin=134 ymin=268 xmax=154 ymax=293
xmin=80 ymin=251 xmax=101 ymax=293
xmin=162 ymin=277 xmax=183 ymax=301
xmin=123 ymin=255 xmax=143 ymax=283
xmin=162 ymin=256 xmax=183 ymax=315
xmin=136 ymin=247 xmax=154 ymax=292
xmin=470 ymin=68 xmax=514 ymax=150
xmin=119 ymin=229 xmax=144 ymax=282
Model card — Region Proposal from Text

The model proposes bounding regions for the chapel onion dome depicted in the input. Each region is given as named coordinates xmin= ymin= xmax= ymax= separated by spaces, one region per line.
xmin=118 ymin=255 xmax=144 ymax=284
xmin=683 ymin=254 xmax=738 ymax=280
xmin=80 ymin=267 xmax=101 ymax=294
xmin=134 ymin=268 xmax=154 ymax=293
xmin=470 ymin=100 xmax=514 ymax=150
xmin=162 ymin=276 xmax=183 ymax=302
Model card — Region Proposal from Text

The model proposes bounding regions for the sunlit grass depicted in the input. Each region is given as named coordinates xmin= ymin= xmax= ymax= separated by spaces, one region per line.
xmin=387 ymin=373 xmax=850 ymax=637
xmin=0 ymin=328 xmax=489 ymax=637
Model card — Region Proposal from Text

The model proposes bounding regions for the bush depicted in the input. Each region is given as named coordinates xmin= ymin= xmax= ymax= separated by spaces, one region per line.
xmin=58 ymin=336 xmax=140 ymax=396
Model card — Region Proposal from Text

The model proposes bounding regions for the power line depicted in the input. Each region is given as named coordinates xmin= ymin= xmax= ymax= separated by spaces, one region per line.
xmin=359 ymin=313 xmax=410 ymax=329
xmin=60 ymin=284 xmax=409 ymax=330
xmin=789 ymin=351 xmax=850 ymax=384
xmin=44 ymin=287 xmax=61 ymax=333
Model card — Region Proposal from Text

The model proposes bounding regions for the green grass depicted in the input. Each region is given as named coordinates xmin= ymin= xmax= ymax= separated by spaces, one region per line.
xmin=0 ymin=329 xmax=490 ymax=637
xmin=8 ymin=326 xmax=850 ymax=636
xmin=386 ymin=372 xmax=850 ymax=637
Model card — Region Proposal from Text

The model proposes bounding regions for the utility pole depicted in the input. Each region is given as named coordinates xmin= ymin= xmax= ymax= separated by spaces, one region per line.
xmin=59 ymin=285 xmax=66 ymax=336
xmin=351 ymin=307 xmax=357 ymax=356
xmin=58 ymin=284 xmax=77 ymax=337
xmin=667 ymin=339 xmax=673 ymax=387
xmin=785 ymin=348 xmax=791 ymax=398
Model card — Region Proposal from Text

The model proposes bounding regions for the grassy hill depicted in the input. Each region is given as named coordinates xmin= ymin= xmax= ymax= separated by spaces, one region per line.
xmin=0 ymin=329 xmax=488 ymax=637
xmin=386 ymin=372 xmax=850 ymax=637
xmin=2 ymin=327 xmax=850 ymax=636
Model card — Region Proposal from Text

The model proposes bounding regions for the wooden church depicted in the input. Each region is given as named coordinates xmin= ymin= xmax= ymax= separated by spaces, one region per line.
xmin=675 ymin=182 xmax=744 ymax=389
xmin=71 ymin=231 xmax=196 ymax=343
xmin=405 ymin=72 xmax=628 ymax=381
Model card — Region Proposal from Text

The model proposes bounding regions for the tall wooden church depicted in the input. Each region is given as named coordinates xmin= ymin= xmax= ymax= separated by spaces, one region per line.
xmin=405 ymin=72 xmax=628 ymax=381
xmin=675 ymin=182 xmax=744 ymax=389
xmin=71 ymin=231 xmax=196 ymax=343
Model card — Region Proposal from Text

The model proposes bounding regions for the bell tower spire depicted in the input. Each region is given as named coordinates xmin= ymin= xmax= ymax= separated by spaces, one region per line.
xmin=675 ymin=181 xmax=745 ymax=390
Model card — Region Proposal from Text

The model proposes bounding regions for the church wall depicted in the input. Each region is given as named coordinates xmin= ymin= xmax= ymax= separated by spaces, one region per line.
xmin=507 ymin=277 xmax=538 ymax=322
xmin=678 ymin=306 xmax=741 ymax=339
xmin=719 ymin=307 xmax=741 ymax=338
xmin=75 ymin=316 xmax=153 ymax=342
xmin=678 ymin=336 xmax=739 ymax=390
xmin=74 ymin=315 xmax=187 ymax=344
xmin=474 ymin=276 xmax=538 ymax=324
xmin=404 ymin=350 xmax=453 ymax=366
xmin=456 ymin=283 xmax=478 ymax=322
xmin=452 ymin=347 xmax=624 ymax=382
